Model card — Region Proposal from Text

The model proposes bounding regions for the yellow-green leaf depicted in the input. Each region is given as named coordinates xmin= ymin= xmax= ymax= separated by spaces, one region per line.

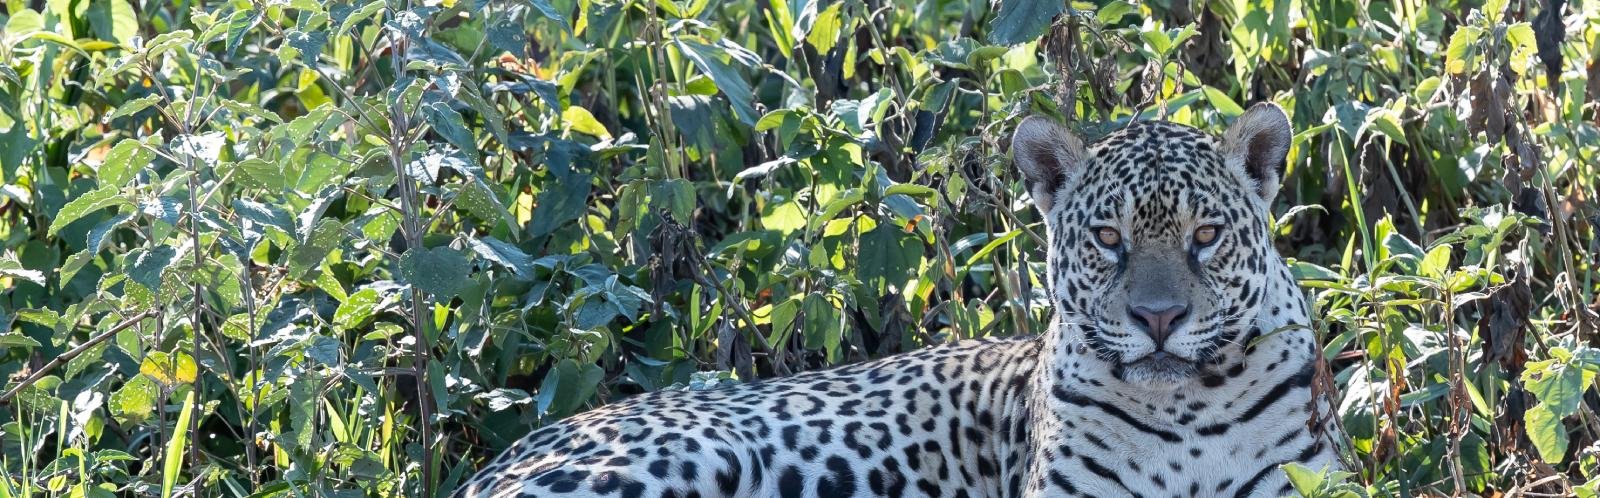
xmin=139 ymin=351 xmax=198 ymax=386
xmin=562 ymin=106 xmax=611 ymax=139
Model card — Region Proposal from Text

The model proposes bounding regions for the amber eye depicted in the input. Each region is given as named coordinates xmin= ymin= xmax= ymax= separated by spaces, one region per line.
xmin=1094 ymin=227 xmax=1122 ymax=248
xmin=1194 ymin=225 xmax=1219 ymax=246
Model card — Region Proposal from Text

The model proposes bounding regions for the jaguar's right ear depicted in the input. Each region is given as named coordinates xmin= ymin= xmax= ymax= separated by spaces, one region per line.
xmin=1011 ymin=116 xmax=1087 ymax=216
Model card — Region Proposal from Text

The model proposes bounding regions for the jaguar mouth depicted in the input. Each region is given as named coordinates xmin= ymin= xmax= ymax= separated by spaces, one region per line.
xmin=1122 ymin=351 xmax=1199 ymax=382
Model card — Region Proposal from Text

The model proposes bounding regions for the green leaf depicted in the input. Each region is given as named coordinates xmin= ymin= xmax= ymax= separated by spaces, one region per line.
xmin=288 ymin=219 xmax=343 ymax=278
xmin=103 ymin=95 xmax=161 ymax=123
xmin=99 ymin=137 xmax=156 ymax=187
xmin=530 ymin=172 xmax=592 ymax=238
xmin=1281 ymin=462 xmax=1326 ymax=495
xmin=806 ymin=2 xmax=844 ymax=54
xmin=1291 ymin=261 xmax=1342 ymax=281
xmin=334 ymin=288 xmax=382 ymax=331
xmin=801 ymin=292 xmax=840 ymax=350
xmin=224 ymin=9 xmax=262 ymax=55
xmin=1444 ymin=26 xmax=1482 ymax=75
xmin=465 ymin=237 xmax=534 ymax=276
xmin=884 ymin=184 xmax=939 ymax=199
xmin=219 ymin=100 xmax=283 ymax=124
xmin=456 ymin=83 xmax=512 ymax=147
xmin=400 ymin=246 xmax=472 ymax=298
xmin=858 ymin=222 xmax=920 ymax=292
xmin=127 ymin=245 xmax=177 ymax=295
xmin=1505 ymin=22 xmax=1538 ymax=75
xmin=233 ymin=199 xmax=294 ymax=240
xmin=50 ymin=186 xmax=130 ymax=237
xmin=1523 ymin=358 xmax=1590 ymax=416
xmin=651 ymin=178 xmax=696 ymax=225
xmin=110 ymin=374 xmax=158 ymax=425
xmin=1096 ymin=1 xmax=1136 ymax=23
xmin=161 ymin=391 xmax=195 ymax=498
xmin=1202 ymin=86 xmax=1245 ymax=116
xmin=1524 ymin=404 xmax=1569 ymax=464
xmin=337 ymin=0 xmax=386 ymax=35
xmin=988 ymin=0 xmax=1065 ymax=45
xmin=1420 ymin=244 xmax=1451 ymax=279
xmin=1362 ymin=108 xmax=1408 ymax=145
xmin=0 ymin=256 xmax=45 ymax=285
xmin=284 ymin=29 xmax=328 ymax=67
xmin=486 ymin=14 xmax=527 ymax=54
xmin=536 ymin=358 xmax=603 ymax=417
xmin=1141 ymin=29 xmax=1172 ymax=55
xmin=1381 ymin=228 xmax=1424 ymax=261
xmin=424 ymin=102 xmax=479 ymax=162
xmin=233 ymin=158 xmax=285 ymax=190
xmin=456 ymin=176 xmax=513 ymax=226
xmin=0 ymin=333 xmax=41 ymax=352
xmin=526 ymin=0 xmax=572 ymax=33
xmin=676 ymin=39 xmax=758 ymax=125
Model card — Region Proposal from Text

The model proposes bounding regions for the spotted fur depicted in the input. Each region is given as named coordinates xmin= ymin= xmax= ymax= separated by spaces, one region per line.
xmin=452 ymin=104 xmax=1339 ymax=498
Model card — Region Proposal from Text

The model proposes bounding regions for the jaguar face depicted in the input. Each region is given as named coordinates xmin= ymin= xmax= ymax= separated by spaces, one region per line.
xmin=1011 ymin=104 xmax=1292 ymax=389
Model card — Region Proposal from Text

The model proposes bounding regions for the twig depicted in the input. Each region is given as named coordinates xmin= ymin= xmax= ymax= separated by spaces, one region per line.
xmin=0 ymin=310 xmax=159 ymax=405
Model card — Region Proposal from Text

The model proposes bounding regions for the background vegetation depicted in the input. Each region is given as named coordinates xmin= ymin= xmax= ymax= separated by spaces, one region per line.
xmin=0 ymin=0 xmax=1596 ymax=496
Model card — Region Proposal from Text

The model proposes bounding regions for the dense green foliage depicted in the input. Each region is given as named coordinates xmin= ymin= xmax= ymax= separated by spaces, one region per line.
xmin=0 ymin=0 xmax=1597 ymax=496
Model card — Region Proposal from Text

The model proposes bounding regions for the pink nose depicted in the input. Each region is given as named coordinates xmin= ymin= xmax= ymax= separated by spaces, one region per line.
xmin=1128 ymin=305 xmax=1188 ymax=345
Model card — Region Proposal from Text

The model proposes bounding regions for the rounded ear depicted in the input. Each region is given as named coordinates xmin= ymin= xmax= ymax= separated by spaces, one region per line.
xmin=1220 ymin=103 xmax=1292 ymax=205
xmin=1011 ymin=116 xmax=1087 ymax=215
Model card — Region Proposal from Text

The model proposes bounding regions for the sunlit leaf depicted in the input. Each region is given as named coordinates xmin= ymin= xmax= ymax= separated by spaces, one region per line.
xmin=140 ymin=351 xmax=199 ymax=386
xmin=50 ymin=186 xmax=130 ymax=237
xmin=1525 ymin=404 xmax=1569 ymax=464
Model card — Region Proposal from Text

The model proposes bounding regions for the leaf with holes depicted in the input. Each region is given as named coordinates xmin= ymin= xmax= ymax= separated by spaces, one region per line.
xmin=50 ymin=186 xmax=131 ymax=238
xmin=400 ymin=246 xmax=472 ymax=298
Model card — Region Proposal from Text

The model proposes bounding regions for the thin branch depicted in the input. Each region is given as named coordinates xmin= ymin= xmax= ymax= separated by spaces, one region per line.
xmin=0 ymin=310 xmax=159 ymax=405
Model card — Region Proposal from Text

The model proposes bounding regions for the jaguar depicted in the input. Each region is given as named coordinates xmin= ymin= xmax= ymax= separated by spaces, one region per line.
xmin=451 ymin=103 xmax=1340 ymax=498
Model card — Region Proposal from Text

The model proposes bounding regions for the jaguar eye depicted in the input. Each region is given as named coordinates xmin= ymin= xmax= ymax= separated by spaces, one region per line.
xmin=1194 ymin=225 xmax=1220 ymax=246
xmin=1094 ymin=227 xmax=1122 ymax=248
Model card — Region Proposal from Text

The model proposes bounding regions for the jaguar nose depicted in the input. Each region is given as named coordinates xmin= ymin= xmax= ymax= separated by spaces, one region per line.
xmin=1128 ymin=304 xmax=1189 ymax=345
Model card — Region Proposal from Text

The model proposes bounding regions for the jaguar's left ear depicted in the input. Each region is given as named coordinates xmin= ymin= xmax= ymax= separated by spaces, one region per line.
xmin=1221 ymin=103 xmax=1292 ymax=205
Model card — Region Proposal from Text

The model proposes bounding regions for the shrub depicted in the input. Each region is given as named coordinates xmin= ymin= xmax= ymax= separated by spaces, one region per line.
xmin=0 ymin=0 xmax=1594 ymax=496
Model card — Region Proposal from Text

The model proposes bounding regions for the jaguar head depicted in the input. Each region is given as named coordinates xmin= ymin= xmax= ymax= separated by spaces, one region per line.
xmin=1011 ymin=104 xmax=1292 ymax=388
